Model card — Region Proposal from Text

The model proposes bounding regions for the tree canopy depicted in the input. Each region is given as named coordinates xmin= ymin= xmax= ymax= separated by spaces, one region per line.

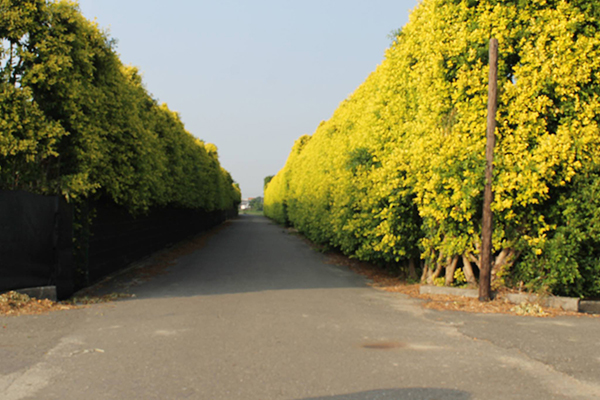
xmin=0 ymin=0 xmax=240 ymax=213
xmin=265 ymin=0 xmax=600 ymax=298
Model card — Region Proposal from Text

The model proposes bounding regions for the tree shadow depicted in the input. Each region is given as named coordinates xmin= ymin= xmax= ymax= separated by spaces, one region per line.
xmin=299 ymin=388 xmax=471 ymax=400
xmin=78 ymin=214 xmax=368 ymax=300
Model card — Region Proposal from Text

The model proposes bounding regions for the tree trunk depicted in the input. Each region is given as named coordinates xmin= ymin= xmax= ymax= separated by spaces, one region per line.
xmin=444 ymin=256 xmax=459 ymax=286
xmin=421 ymin=262 xmax=429 ymax=283
xmin=491 ymin=248 xmax=518 ymax=285
xmin=408 ymin=258 xmax=418 ymax=281
xmin=462 ymin=254 xmax=477 ymax=286
xmin=427 ymin=260 xmax=444 ymax=285
xmin=468 ymin=252 xmax=481 ymax=269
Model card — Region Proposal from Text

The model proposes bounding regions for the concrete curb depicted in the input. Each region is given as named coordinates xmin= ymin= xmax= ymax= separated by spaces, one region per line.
xmin=419 ymin=285 xmax=599 ymax=314
xmin=420 ymin=285 xmax=481 ymax=299
xmin=503 ymin=293 xmax=579 ymax=312
xmin=11 ymin=286 xmax=58 ymax=302
xmin=579 ymin=300 xmax=600 ymax=315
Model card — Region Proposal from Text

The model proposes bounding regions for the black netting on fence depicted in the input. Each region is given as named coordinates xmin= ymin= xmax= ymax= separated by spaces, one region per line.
xmin=1 ymin=190 xmax=236 ymax=299
xmin=0 ymin=191 xmax=74 ymax=298
xmin=82 ymin=201 xmax=229 ymax=285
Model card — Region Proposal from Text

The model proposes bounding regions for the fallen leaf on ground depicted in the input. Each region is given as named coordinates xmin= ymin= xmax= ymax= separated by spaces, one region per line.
xmin=325 ymin=252 xmax=594 ymax=318
xmin=0 ymin=291 xmax=78 ymax=316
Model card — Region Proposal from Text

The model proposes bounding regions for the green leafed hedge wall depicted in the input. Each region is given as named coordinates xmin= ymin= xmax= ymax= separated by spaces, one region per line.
xmin=0 ymin=0 xmax=240 ymax=213
xmin=265 ymin=0 xmax=600 ymax=297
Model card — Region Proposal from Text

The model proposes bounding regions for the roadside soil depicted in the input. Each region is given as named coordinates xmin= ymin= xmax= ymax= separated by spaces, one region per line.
xmin=3 ymin=221 xmax=596 ymax=319
xmin=325 ymin=251 xmax=595 ymax=318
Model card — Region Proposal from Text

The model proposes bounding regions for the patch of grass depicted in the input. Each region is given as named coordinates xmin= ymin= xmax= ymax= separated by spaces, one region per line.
xmin=241 ymin=210 xmax=264 ymax=216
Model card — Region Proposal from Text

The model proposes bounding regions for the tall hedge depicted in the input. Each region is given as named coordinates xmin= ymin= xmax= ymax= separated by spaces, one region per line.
xmin=0 ymin=0 xmax=240 ymax=213
xmin=265 ymin=0 xmax=600 ymax=297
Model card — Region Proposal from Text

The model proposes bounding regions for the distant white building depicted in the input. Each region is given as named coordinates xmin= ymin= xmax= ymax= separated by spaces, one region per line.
xmin=240 ymin=199 xmax=251 ymax=210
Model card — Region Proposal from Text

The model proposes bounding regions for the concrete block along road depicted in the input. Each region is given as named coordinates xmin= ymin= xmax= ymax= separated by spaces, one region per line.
xmin=1 ymin=215 xmax=600 ymax=400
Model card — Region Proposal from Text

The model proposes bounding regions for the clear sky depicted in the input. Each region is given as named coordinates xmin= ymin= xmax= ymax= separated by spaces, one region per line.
xmin=77 ymin=0 xmax=419 ymax=199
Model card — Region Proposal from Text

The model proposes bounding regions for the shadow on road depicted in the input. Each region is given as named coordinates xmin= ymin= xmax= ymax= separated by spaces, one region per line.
xmin=299 ymin=388 xmax=471 ymax=400
xmin=82 ymin=214 xmax=368 ymax=299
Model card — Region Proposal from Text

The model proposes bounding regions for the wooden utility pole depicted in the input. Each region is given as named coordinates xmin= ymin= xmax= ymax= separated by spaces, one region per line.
xmin=479 ymin=38 xmax=499 ymax=302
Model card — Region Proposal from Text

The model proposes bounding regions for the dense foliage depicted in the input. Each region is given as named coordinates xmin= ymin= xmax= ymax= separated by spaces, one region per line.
xmin=0 ymin=0 xmax=240 ymax=213
xmin=248 ymin=196 xmax=264 ymax=212
xmin=265 ymin=0 xmax=600 ymax=297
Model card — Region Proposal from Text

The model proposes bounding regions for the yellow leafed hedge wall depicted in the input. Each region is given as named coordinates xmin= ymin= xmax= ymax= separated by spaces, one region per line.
xmin=0 ymin=0 xmax=240 ymax=213
xmin=265 ymin=0 xmax=600 ymax=297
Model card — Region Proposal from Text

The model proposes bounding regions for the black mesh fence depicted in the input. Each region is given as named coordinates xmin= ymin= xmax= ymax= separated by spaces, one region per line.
xmin=0 ymin=191 xmax=74 ymax=298
xmin=81 ymin=201 xmax=230 ymax=285
xmin=1 ymin=190 xmax=236 ymax=299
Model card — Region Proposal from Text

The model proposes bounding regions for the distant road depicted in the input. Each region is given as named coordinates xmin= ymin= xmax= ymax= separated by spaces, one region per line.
xmin=1 ymin=215 xmax=600 ymax=400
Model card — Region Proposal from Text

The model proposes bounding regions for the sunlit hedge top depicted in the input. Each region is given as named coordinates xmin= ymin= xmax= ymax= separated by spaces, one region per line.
xmin=0 ymin=0 xmax=240 ymax=213
xmin=265 ymin=0 xmax=600 ymax=297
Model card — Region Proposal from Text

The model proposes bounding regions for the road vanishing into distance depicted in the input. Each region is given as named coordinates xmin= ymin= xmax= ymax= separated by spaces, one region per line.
xmin=2 ymin=215 xmax=600 ymax=400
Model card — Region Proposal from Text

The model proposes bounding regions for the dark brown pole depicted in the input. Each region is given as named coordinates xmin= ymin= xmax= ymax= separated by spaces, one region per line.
xmin=479 ymin=38 xmax=499 ymax=302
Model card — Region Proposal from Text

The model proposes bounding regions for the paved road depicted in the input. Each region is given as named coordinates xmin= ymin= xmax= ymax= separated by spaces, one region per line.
xmin=1 ymin=215 xmax=600 ymax=400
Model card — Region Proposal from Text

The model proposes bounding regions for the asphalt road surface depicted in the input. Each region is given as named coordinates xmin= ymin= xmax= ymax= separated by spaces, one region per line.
xmin=2 ymin=215 xmax=600 ymax=400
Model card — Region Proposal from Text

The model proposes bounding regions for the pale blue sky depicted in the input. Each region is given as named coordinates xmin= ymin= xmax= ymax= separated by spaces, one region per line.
xmin=77 ymin=0 xmax=419 ymax=198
